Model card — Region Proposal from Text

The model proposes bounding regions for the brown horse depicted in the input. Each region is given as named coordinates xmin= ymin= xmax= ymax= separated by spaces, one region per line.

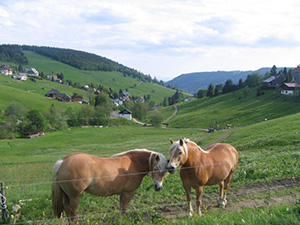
xmin=166 ymin=138 xmax=238 ymax=216
xmin=52 ymin=149 xmax=168 ymax=222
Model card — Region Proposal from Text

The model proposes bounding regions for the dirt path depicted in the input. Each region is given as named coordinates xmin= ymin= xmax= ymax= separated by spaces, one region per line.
xmin=153 ymin=177 xmax=300 ymax=220
xmin=162 ymin=105 xmax=178 ymax=124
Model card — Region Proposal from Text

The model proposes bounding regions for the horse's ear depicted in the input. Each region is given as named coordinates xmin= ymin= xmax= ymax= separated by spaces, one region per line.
xmin=155 ymin=154 xmax=160 ymax=161
xmin=180 ymin=139 xmax=184 ymax=146
xmin=170 ymin=139 xmax=174 ymax=144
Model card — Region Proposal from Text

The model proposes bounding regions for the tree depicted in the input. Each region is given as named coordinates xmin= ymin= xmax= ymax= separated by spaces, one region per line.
xmin=149 ymin=111 xmax=163 ymax=128
xmin=206 ymin=83 xmax=215 ymax=97
xmin=238 ymin=78 xmax=244 ymax=89
xmin=245 ymin=72 xmax=262 ymax=88
xmin=163 ymin=97 xmax=168 ymax=107
xmin=5 ymin=102 xmax=28 ymax=119
xmin=197 ymin=89 xmax=206 ymax=98
xmin=77 ymin=105 xmax=95 ymax=125
xmin=92 ymin=106 xmax=110 ymax=126
xmin=44 ymin=104 xmax=68 ymax=130
xmin=20 ymin=109 xmax=47 ymax=133
xmin=132 ymin=102 xmax=149 ymax=121
xmin=65 ymin=107 xmax=78 ymax=127
xmin=214 ymin=84 xmax=223 ymax=96
xmin=256 ymin=87 xmax=262 ymax=96
xmin=270 ymin=65 xmax=277 ymax=76
xmin=223 ymin=79 xmax=235 ymax=94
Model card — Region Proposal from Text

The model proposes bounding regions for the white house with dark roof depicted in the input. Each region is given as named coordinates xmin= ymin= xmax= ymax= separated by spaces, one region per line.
xmin=119 ymin=109 xmax=132 ymax=120
xmin=281 ymin=83 xmax=298 ymax=95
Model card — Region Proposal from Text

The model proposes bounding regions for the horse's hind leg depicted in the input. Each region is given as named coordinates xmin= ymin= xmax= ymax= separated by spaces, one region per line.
xmin=120 ymin=191 xmax=136 ymax=213
xmin=64 ymin=195 xmax=81 ymax=223
xmin=220 ymin=172 xmax=234 ymax=208
xmin=218 ymin=181 xmax=226 ymax=208
xmin=195 ymin=186 xmax=203 ymax=216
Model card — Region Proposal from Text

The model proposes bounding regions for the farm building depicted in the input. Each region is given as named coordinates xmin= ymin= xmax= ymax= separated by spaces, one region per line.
xmin=45 ymin=89 xmax=61 ymax=98
xmin=72 ymin=94 xmax=83 ymax=102
xmin=262 ymin=75 xmax=284 ymax=88
xmin=119 ymin=109 xmax=132 ymax=120
xmin=0 ymin=64 xmax=13 ymax=75
xmin=281 ymin=83 xmax=298 ymax=95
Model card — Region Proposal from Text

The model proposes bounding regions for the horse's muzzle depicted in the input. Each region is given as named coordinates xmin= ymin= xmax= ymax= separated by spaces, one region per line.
xmin=166 ymin=166 xmax=176 ymax=174
xmin=154 ymin=184 xmax=163 ymax=191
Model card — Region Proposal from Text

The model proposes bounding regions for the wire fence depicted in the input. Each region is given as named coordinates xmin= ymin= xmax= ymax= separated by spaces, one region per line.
xmin=2 ymin=150 xmax=300 ymax=188
xmin=1 ymin=150 xmax=300 ymax=224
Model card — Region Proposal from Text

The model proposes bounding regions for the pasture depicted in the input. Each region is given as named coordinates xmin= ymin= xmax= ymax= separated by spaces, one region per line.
xmin=165 ymin=88 xmax=300 ymax=128
xmin=1 ymin=115 xmax=300 ymax=224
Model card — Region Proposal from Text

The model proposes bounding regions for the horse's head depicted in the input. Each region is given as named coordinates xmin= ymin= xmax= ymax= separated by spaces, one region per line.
xmin=166 ymin=139 xmax=188 ymax=174
xmin=149 ymin=152 xmax=168 ymax=191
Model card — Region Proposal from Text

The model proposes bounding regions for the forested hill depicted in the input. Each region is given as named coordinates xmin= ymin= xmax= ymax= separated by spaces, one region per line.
xmin=0 ymin=44 xmax=163 ymax=85
xmin=165 ymin=68 xmax=273 ymax=94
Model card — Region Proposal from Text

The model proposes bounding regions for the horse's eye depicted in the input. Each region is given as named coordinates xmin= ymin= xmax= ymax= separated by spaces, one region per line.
xmin=153 ymin=168 xmax=157 ymax=171
xmin=178 ymin=151 xmax=182 ymax=155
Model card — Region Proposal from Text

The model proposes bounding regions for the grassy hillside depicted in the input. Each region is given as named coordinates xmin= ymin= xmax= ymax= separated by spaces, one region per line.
xmin=1 ymin=50 xmax=178 ymax=104
xmin=0 ymin=75 xmax=86 ymax=112
xmin=165 ymin=88 xmax=300 ymax=128
xmin=1 ymin=111 xmax=299 ymax=224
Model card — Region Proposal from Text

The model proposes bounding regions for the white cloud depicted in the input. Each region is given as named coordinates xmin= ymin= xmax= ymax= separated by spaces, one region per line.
xmin=1 ymin=0 xmax=300 ymax=80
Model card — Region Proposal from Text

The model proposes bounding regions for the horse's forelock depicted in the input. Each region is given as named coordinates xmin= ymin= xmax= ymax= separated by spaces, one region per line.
xmin=170 ymin=140 xmax=188 ymax=158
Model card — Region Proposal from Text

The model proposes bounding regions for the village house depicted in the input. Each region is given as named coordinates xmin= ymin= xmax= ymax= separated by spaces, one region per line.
xmin=23 ymin=68 xmax=39 ymax=77
xmin=119 ymin=108 xmax=132 ymax=120
xmin=112 ymin=99 xmax=123 ymax=106
xmin=0 ymin=64 xmax=13 ymax=75
xmin=72 ymin=93 xmax=83 ymax=102
xmin=135 ymin=96 xmax=145 ymax=103
xmin=56 ymin=93 xmax=72 ymax=102
xmin=262 ymin=75 xmax=284 ymax=88
xmin=45 ymin=88 xmax=71 ymax=102
xmin=45 ymin=88 xmax=61 ymax=98
xmin=281 ymin=83 xmax=298 ymax=95
xmin=16 ymin=74 xmax=27 ymax=80
xmin=292 ymin=65 xmax=300 ymax=81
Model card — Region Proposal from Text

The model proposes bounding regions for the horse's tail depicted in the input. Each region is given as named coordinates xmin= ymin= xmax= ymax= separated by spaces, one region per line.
xmin=52 ymin=159 xmax=64 ymax=218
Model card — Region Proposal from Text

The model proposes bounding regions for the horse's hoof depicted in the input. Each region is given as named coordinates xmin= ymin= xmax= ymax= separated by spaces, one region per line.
xmin=187 ymin=212 xmax=193 ymax=217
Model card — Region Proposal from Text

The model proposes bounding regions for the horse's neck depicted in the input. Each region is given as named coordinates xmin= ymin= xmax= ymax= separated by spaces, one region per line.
xmin=185 ymin=144 xmax=203 ymax=166
xmin=131 ymin=151 xmax=152 ymax=173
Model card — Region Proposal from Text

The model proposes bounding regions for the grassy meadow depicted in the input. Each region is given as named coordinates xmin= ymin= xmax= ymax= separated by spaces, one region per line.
xmin=1 ymin=111 xmax=300 ymax=224
xmin=21 ymin=51 xmax=177 ymax=104
xmin=166 ymin=88 xmax=300 ymax=128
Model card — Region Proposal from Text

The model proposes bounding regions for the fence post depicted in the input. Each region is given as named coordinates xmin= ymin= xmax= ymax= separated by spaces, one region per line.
xmin=1 ymin=182 xmax=8 ymax=222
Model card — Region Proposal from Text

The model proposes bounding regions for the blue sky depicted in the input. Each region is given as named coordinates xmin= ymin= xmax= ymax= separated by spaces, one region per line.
xmin=1 ymin=0 xmax=300 ymax=81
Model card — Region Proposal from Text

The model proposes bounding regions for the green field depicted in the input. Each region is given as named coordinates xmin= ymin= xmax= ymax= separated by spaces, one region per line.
xmin=0 ymin=50 xmax=178 ymax=105
xmin=1 ymin=111 xmax=300 ymax=224
xmin=165 ymin=88 xmax=300 ymax=128
xmin=0 ymin=75 xmax=86 ymax=112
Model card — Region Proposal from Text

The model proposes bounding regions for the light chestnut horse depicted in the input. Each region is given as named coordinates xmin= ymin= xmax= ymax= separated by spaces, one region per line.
xmin=166 ymin=138 xmax=238 ymax=216
xmin=52 ymin=149 xmax=168 ymax=222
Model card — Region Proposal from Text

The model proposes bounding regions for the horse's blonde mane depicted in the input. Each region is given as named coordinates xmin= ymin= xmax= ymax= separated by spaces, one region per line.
xmin=170 ymin=138 xmax=206 ymax=155
xmin=113 ymin=149 xmax=168 ymax=172
xmin=112 ymin=149 xmax=152 ymax=157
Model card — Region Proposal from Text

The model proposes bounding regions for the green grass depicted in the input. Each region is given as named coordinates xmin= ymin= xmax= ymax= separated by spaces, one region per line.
xmin=22 ymin=51 xmax=177 ymax=103
xmin=1 ymin=109 xmax=300 ymax=224
xmin=165 ymin=88 xmax=300 ymax=128
xmin=0 ymin=75 xmax=85 ymax=111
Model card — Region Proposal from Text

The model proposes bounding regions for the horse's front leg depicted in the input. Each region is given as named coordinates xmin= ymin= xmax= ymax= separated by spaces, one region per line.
xmin=183 ymin=183 xmax=193 ymax=217
xmin=196 ymin=186 xmax=203 ymax=216
xmin=120 ymin=191 xmax=136 ymax=213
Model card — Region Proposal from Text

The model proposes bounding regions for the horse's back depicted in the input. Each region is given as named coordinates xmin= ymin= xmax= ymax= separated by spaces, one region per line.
xmin=207 ymin=143 xmax=238 ymax=167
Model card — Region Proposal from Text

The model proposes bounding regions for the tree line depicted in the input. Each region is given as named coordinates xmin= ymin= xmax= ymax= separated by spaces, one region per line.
xmin=0 ymin=44 xmax=165 ymax=86
xmin=196 ymin=65 xmax=294 ymax=98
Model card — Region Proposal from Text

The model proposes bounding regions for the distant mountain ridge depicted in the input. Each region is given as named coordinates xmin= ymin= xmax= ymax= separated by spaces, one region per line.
xmin=165 ymin=68 xmax=277 ymax=94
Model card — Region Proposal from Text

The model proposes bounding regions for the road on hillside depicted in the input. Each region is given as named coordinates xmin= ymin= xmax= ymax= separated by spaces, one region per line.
xmin=162 ymin=104 xmax=178 ymax=124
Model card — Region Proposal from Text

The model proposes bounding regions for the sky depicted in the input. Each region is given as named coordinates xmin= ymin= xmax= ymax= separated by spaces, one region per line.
xmin=1 ymin=0 xmax=300 ymax=81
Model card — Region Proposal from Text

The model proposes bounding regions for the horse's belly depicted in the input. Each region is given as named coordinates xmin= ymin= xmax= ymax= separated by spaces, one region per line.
xmin=85 ymin=183 xmax=121 ymax=197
